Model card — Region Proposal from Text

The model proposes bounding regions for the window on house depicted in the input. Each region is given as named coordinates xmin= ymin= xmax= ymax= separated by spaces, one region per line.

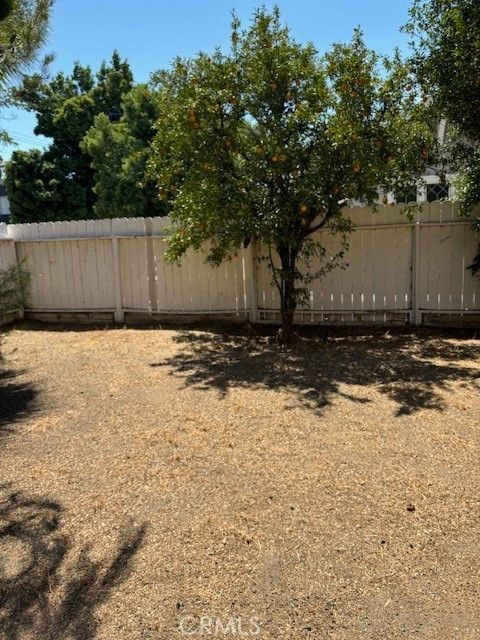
xmin=0 ymin=185 xmax=7 ymax=197
xmin=426 ymin=182 xmax=449 ymax=202
xmin=396 ymin=186 xmax=417 ymax=203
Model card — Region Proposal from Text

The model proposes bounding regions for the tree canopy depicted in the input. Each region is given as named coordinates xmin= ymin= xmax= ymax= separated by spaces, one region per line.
xmin=81 ymin=84 xmax=166 ymax=219
xmin=5 ymin=52 xmax=135 ymax=221
xmin=405 ymin=0 xmax=480 ymax=273
xmin=0 ymin=0 xmax=51 ymax=85
xmin=0 ymin=0 xmax=52 ymax=146
xmin=149 ymin=8 xmax=434 ymax=341
xmin=406 ymin=0 xmax=480 ymax=140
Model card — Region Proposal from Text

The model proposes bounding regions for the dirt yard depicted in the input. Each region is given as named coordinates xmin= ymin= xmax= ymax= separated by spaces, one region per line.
xmin=0 ymin=323 xmax=479 ymax=639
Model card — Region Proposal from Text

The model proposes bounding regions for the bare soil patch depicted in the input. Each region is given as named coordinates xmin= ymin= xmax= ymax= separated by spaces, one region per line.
xmin=0 ymin=324 xmax=479 ymax=639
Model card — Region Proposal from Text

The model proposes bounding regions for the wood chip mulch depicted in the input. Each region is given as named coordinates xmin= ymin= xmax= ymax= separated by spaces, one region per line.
xmin=0 ymin=324 xmax=479 ymax=639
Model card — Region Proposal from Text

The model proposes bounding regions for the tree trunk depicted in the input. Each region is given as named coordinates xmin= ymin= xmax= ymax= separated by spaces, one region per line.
xmin=280 ymin=302 xmax=296 ymax=344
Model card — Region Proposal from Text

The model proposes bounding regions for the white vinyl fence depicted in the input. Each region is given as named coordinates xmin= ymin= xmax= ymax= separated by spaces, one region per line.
xmin=0 ymin=202 xmax=479 ymax=326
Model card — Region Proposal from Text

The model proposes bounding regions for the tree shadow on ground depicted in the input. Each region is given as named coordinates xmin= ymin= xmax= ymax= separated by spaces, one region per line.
xmin=151 ymin=330 xmax=480 ymax=416
xmin=0 ymin=367 xmax=38 ymax=434
xmin=0 ymin=485 xmax=147 ymax=640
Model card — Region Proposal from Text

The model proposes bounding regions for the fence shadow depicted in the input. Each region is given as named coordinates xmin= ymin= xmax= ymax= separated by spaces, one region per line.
xmin=0 ymin=486 xmax=147 ymax=640
xmin=152 ymin=331 xmax=480 ymax=416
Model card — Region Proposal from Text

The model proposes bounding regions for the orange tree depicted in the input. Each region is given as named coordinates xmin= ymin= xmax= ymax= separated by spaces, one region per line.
xmin=149 ymin=8 xmax=434 ymax=343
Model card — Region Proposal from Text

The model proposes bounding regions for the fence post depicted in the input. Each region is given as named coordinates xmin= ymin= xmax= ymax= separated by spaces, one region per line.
xmin=248 ymin=239 xmax=259 ymax=323
xmin=13 ymin=241 xmax=25 ymax=320
xmin=144 ymin=218 xmax=158 ymax=315
xmin=411 ymin=221 xmax=421 ymax=325
xmin=111 ymin=236 xmax=125 ymax=323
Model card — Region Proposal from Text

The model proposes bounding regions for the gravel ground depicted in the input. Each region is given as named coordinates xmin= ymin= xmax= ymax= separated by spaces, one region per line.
xmin=0 ymin=323 xmax=479 ymax=640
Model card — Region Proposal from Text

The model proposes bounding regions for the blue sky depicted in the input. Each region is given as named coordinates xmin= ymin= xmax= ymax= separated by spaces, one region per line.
xmin=1 ymin=0 xmax=413 ymax=159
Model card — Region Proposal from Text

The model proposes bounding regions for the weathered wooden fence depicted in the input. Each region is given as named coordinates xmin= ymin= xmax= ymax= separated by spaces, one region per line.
xmin=0 ymin=202 xmax=479 ymax=326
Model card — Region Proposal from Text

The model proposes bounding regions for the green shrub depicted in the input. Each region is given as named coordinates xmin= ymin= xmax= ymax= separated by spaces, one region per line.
xmin=0 ymin=260 xmax=30 ymax=323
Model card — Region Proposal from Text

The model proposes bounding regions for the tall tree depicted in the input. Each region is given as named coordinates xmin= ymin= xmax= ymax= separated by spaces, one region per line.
xmin=81 ymin=84 xmax=166 ymax=218
xmin=0 ymin=0 xmax=52 ymax=146
xmin=5 ymin=52 xmax=134 ymax=221
xmin=149 ymin=8 xmax=434 ymax=342
xmin=0 ymin=0 xmax=51 ymax=83
xmin=405 ymin=0 xmax=480 ymax=273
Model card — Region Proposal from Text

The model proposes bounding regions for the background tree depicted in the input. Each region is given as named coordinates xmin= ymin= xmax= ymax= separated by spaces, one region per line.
xmin=149 ymin=8 xmax=434 ymax=343
xmin=81 ymin=84 xmax=166 ymax=218
xmin=405 ymin=0 xmax=480 ymax=273
xmin=4 ymin=148 xmax=91 ymax=222
xmin=5 ymin=52 xmax=134 ymax=221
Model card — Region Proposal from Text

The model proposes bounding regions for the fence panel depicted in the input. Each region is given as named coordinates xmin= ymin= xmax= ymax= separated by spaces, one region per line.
xmin=418 ymin=222 xmax=479 ymax=311
xmin=150 ymin=241 xmax=248 ymax=313
xmin=17 ymin=239 xmax=116 ymax=310
xmin=0 ymin=239 xmax=16 ymax=271
xmin=255 ymin=224 xmax=413 ymax=320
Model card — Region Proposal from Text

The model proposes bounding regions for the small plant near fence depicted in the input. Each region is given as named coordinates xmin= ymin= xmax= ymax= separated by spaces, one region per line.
xmin=0 ymin=260 xmax=30 ymax=325
xmin=0 ymin=260 xmax=29 ymax=361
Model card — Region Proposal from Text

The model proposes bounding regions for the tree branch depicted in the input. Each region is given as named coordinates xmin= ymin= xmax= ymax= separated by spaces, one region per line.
xmin=302 ymin=200 xmax=349 ymax=237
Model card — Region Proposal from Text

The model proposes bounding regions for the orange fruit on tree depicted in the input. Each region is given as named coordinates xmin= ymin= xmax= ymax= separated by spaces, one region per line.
xmin=353 ymin=162 xmax=361 ymax=173
xmin=299 ymin=204 xmax=308 ymax=214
